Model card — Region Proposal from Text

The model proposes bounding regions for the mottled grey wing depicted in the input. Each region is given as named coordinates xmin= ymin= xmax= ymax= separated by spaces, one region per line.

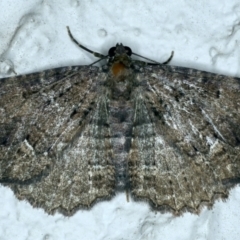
xmin=0 ymin=66 xmax=115 ymax=215
xmin=129 ymin=65 xmax=240 ymax=214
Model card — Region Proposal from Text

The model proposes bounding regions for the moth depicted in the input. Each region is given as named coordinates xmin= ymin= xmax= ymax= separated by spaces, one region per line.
xmin=0 ymin=27 xmax=239 ymax=215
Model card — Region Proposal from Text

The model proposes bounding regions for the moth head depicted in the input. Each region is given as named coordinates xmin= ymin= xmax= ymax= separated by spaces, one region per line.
xmin=108 ymin=43 xmax=132 ymax=58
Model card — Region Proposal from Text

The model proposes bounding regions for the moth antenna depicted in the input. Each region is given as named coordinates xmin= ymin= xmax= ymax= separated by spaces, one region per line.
xmin=67 ymin=26 xmax=107 ymax=59
xmin=132 ymin=50 xmax=174 ymax=65
xmin=162 ymin=51 xmax=174 ymax=64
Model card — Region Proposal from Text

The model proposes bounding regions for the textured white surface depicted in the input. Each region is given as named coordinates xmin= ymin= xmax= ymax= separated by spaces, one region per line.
xmin=0 ymin=1 xmax=240 ymax=240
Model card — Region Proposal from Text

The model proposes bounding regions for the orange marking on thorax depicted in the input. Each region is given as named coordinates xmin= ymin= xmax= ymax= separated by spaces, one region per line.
xmin=111 ymin=62 xmax=126 ymax=76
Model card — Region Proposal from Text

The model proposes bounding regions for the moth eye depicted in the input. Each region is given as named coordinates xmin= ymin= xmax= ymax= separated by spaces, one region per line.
xmin=124 ymin=46 xmax=132 ymax=56
xmin=108 ymin=47 xmax=116 ymax=57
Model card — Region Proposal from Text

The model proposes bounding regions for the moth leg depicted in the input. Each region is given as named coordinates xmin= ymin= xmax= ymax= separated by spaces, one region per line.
xmin=125 ymin=189 xmax=130 ymax=202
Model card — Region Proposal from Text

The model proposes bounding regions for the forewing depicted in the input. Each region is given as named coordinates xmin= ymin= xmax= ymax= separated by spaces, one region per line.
xmin=0 ymin=66 xmax=115 ymax=215
xmin=129 ymin=65 xmax=240 ymax=214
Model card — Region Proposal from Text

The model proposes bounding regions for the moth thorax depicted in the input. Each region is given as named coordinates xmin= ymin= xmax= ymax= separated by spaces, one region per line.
xmin=110 ymin=66 xmax=133 ymax=100
xmin=111 ymin=62 xmax=127 ymax=77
